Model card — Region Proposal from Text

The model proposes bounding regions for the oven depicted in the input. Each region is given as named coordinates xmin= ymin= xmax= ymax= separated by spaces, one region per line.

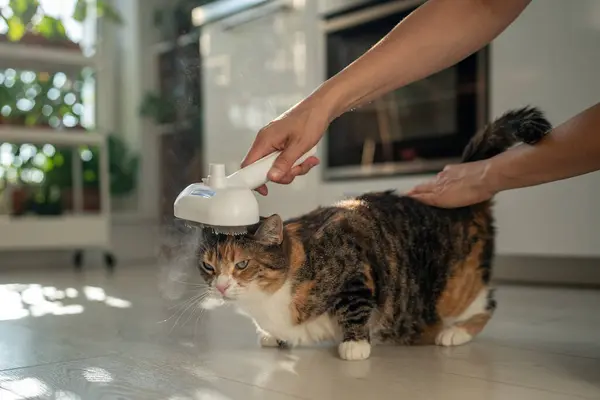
xmin=321 ymin=0 xmax=488 ymax=180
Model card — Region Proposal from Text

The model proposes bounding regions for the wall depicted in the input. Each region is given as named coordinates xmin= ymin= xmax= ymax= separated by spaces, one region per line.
xmin=108 ymin=0 xmax=164 ymax=265
xmin=201 ymin=0 xmax=323 ymax=222
xmin=490 ymin=0 xmax=600 ymax=257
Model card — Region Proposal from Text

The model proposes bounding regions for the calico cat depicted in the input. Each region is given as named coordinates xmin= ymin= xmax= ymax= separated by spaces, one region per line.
xmin=196 ymin=107 xmax=552 ymax=361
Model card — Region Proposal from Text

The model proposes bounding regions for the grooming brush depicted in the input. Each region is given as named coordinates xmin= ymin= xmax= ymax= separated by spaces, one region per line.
xmin=174 ymin=147 xmax=317 ymax=235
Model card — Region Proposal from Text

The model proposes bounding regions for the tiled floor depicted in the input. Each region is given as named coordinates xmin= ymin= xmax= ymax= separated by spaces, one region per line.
xmin=0 ymin=264 xmax=599 ymax=399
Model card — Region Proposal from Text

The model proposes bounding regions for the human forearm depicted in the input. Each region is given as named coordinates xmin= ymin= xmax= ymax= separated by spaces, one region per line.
xmin=312 ymin=0 xmax=531 ymax=120
xmin=486 ymin=102 xmax=600 ymax=192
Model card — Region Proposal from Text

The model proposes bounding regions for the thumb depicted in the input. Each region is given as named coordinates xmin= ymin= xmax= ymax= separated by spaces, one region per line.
xmin=268 ymin=145 xmax=307 ymax=182
xmin=406 ymin=181 xmax=436 ymax=196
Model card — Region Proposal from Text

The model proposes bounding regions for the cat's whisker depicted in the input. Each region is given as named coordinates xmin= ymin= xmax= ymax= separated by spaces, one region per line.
xmin=182 ymin=299 xmax=206 ymax=329
xmin=168 ymin=293 xmax=208 ymax=334
xmin=169 ymin=279 xmax=209 ymax=288
xmin=166 ymin=291 xmax=209 ymax=311
xmin=161 ymin=291 xmax=210 ymax=327
xmin=163 ymin=296 xmax=198 ymax=315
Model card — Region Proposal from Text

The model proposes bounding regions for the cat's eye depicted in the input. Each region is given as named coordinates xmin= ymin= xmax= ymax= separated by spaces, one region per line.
xmin=200 ymin=262 xmax=215 ymax=273
xmin=235 ymin=260 xmax=249 ymax=270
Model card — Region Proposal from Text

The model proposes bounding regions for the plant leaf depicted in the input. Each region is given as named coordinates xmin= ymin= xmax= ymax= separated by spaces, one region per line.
xmin=35 ymin=15 xmax=66 ymax=40
xmin=9 ymin=0 xmax=29 ymax=14
xmin=73 ymin=0 xmax=87 ymax=22
xmin=35 ymin=15 xmax=54 ymax=37
xmin=53 ymin=18 xmax=66 ymax=38
xmin=7 ymin=16 xmax=26 ymax=41
xmin=9 ymin=0 xmax=38 ymax=25
xmin=153 ymin=9 xmax=163 ymax=28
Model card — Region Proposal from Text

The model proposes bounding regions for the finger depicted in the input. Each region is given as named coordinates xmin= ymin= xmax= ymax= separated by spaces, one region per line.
xmin=406 ymin=181 xmax=436 ymax=196
xmin=277 ymin=174 xmax=296 ymax=185
xmin=292 ymin=156 xmax=320 ymax=177
xmin=241 ymin=132 xmax=273 ymax=168
xmin=276 ymin=157 xmax=321 ymax=185
xmin=268 ymin=144 xmax=309 ymax=182
xmin=255 ymin=185 xmax=268 ymax=196
xmin=408 ymin=192 xmax=440 ymax=207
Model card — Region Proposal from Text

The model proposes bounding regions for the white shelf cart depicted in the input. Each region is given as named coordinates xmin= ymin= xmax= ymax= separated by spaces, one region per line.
xmin=0 ymin=42 xmax=115 ymax=270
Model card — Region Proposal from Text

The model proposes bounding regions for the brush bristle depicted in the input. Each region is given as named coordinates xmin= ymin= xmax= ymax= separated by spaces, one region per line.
xmin=211 ymin=226 xmax=248 ymax=236
xmin=182 ymin=221 xmax=248 ymax=236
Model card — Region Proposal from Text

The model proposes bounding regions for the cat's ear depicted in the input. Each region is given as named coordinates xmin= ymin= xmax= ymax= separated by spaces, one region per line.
xmin=253 ymin=214 xmax=283 ymax=246
xmin=246 ymin=216 xmax=267 ymax=236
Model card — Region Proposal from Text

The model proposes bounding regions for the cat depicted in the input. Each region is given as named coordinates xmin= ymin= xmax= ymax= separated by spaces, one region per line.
xmin=196 ymin=106 xmax=552 ymax=361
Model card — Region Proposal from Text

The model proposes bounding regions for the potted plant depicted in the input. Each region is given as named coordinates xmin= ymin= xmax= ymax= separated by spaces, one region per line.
xmin=139 ymin=91 xmax=177 ymax=125
xmin=0 ymin=0 xmax=122 ymax=50
xmin=26 ymin=134 xmax=139 ymax=215
xmin=0 ymin=69 xmax=88 ymax=128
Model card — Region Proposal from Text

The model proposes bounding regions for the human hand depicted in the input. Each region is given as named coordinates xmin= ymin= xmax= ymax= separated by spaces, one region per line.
xmin=241 ymin=97 xmax=329 ymax=195
xmin=406 ymin=160 xmax=498 ymax=208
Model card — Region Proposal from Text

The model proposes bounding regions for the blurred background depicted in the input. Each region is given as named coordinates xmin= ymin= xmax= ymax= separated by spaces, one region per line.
xmin=0 ymin=0 xmax=599 ymax=284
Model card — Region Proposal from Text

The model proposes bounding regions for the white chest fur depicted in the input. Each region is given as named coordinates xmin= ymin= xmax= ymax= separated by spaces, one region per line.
xmin=237 ymin=282 xmax=340 ymax=346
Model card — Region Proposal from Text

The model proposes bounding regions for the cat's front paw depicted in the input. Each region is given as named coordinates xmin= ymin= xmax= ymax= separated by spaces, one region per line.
xmin=338 ymin=340 xmax=371 ymax=361
xmin=259 ymin=334 xmax=287 ymax=348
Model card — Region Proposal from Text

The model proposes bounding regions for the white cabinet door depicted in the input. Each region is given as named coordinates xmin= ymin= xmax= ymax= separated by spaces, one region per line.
xmin=201 ymin=2 xmax=320 ymax=220
xmin=490 ymin=0 xmax=600 ymax=257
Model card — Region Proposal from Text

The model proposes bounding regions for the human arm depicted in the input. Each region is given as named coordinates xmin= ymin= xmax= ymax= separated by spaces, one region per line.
xmin=242 ymin=0 xmax=532 ymax=194
xmin=407 ymin=102 xmax=600 ymax=207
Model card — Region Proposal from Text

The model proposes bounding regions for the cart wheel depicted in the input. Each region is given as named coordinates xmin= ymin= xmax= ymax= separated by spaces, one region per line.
xmin=73 ymin=251 xmax=84 ymax=271
xmin=104 ymin=252 xmax=116 ymax=273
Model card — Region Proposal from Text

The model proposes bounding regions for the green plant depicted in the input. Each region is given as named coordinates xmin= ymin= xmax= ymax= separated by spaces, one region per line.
xmin=0 ymin=68 xmax=89 ymax=128
xmin=43 ymin=134 xmax=139 ymax=197
xmin=0 ymin=85 xmax=11 ymax=110
xmin=139 ymin=91 xmax=177 ymax=125
xmin=1 ymin=0 xmax=122 ymax=42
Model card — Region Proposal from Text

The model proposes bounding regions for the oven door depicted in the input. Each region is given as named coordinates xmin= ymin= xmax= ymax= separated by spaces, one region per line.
xmin=323 ymin=0 xmax=488 ymax=180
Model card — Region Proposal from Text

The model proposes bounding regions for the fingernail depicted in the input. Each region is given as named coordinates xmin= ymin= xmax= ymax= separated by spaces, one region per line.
xmin=269 ymin=168 xmax=283 ymax=180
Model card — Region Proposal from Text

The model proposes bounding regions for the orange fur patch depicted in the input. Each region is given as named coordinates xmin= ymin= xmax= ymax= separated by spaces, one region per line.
xmin=291 ymin=281 xmax=315 ymax=325
xmin=456 ymin=313 xmax=492 ymax=336
xmin=256 ymin=268 xmax=286 ymax=293
xmin=363 ymin=264 xmax=375 ymax=293
xmin=286 ymin=236 xmax=306 ymax=274
xmin=414 ymin=322 xmax=444 ymax=345
xmin=285 ymin=222 xmax=302 ymax=235
xmin=436 ymin=233 xmax=485 ymax=319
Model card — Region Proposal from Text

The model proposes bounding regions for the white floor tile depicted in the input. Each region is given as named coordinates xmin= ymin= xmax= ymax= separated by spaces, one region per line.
xmin=0 ymin=265 xmax=598 ymax=399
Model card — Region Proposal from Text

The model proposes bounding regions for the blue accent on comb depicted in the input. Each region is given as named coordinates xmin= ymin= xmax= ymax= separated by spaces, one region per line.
xmin=190 ymin=188 xmax=216 ymax=198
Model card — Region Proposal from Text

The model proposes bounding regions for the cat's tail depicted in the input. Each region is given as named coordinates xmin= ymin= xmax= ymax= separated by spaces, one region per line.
xmin=461 ymin=106 xmax=552 ymax=163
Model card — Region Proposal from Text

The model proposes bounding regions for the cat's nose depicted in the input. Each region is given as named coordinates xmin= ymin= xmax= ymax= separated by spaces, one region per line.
xmin=216 ymin=283 xmax=230 ymax=295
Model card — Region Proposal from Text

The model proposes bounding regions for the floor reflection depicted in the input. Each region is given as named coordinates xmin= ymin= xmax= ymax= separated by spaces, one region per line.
xmin=0 ymin=283 xmax=131 ymax=321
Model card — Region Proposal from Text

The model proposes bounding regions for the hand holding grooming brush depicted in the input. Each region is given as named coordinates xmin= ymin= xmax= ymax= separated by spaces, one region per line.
xmin=241 ymin=101 xmax=324 ymax=196
xmin=243 ymin=0 xmax=532 ymax=194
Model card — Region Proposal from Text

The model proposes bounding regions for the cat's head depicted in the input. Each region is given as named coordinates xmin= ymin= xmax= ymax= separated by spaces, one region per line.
xmin=196 ymin=214 xmax=288 ymax=304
